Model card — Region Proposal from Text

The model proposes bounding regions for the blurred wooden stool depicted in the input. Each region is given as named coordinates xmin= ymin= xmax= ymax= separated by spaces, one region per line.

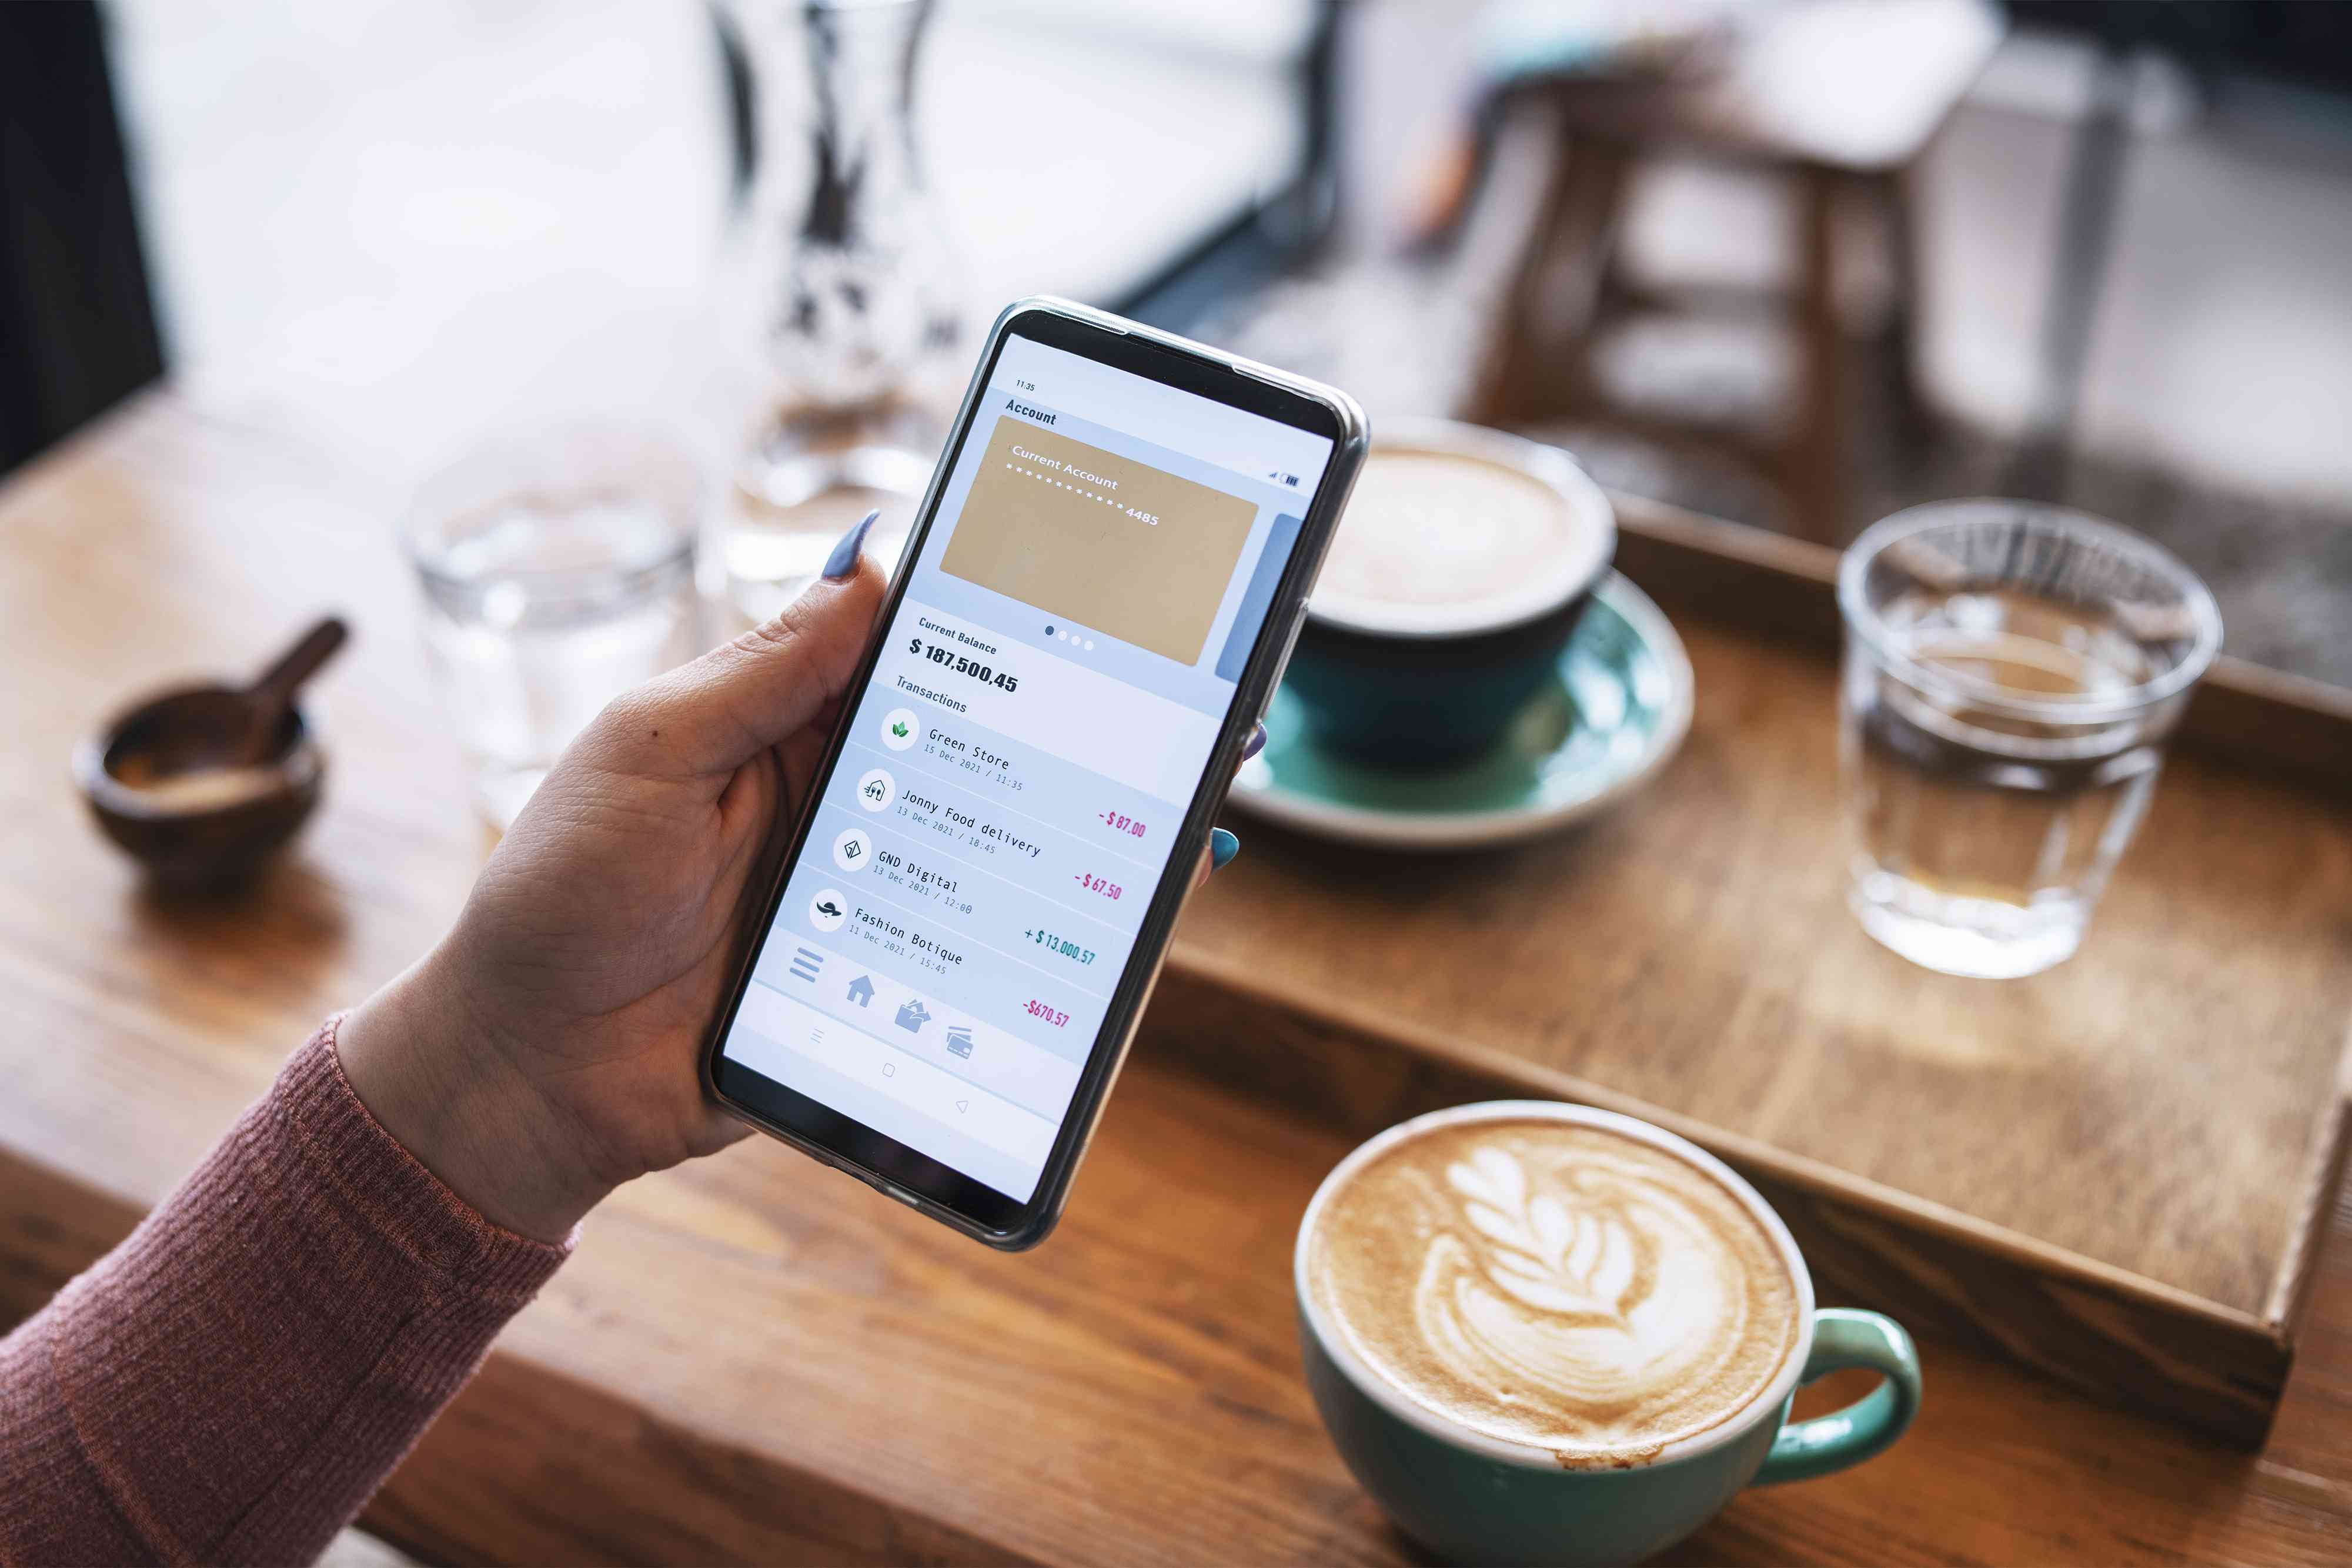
xmin=1468 ymin=0 xmax=2002 ymax=541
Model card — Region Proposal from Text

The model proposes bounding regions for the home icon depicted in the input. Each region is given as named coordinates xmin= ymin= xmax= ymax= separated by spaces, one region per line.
xmin=846 ymin=975 xmax=875 ymax=1008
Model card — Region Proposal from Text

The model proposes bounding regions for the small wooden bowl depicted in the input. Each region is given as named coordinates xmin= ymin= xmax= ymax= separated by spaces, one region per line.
xmin=73 ymin=686 xmax=326 ymax=887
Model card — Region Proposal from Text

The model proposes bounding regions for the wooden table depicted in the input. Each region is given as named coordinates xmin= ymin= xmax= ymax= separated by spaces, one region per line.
xmin=4 ymin=388 xmax=2351 ymax=1564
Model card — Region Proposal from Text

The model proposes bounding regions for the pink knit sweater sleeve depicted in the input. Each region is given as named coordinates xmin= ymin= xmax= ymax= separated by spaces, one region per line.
xmin=0 ymin=1018 xmax=569 ymax=1566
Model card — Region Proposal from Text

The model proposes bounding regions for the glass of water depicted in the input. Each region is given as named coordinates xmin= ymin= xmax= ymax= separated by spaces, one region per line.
xmin=406 ymin=427 xmax=705 ymax=828
xmin=1837 ymin=500 xmax=2221 ymax=978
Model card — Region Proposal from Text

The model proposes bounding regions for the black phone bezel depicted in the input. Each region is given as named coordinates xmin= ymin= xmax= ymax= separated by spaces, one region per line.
xmin=702 ymin=299 xmax=1363 ymax=1246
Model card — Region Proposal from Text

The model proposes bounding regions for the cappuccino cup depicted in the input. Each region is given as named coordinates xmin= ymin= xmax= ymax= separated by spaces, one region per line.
xmin=1295 ymin=1102 xmax=1919 ymax=1566
xmin=1285 ymin=420 xmax=1615 ymax=765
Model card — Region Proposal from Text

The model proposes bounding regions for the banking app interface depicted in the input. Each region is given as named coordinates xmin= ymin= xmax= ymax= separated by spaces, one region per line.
xmin=716 ymin=335 xmax=1334 ymax=1202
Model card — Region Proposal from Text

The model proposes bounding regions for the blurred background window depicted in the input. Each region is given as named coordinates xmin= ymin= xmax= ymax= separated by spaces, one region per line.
xmin=16 ymin=0 xmax=1316 ymax=483
xmin=7 ymin=0 xmax=2348 ymax=680
xmin=98 ymin=0 xmax=1315 ymax=436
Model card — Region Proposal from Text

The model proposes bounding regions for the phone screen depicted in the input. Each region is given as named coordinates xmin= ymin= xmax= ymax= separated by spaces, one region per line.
xmin=710 ymin=323 xmax=1336 ymax=1213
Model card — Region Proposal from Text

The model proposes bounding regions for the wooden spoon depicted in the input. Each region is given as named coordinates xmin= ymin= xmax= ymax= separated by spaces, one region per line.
xmin=230 ymin=616 xmax=349 ymax=768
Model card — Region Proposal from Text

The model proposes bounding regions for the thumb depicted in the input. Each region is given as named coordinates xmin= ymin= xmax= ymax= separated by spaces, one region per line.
xmin=604 ymin=553 xmax=886 ymax=777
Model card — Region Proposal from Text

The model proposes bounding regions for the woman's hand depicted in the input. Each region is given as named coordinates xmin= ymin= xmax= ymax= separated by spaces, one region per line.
xmin=339 ymin=517 xmax=1251 ymax=1242
xmin=338 ymin=525 xmax=887 ymax=1241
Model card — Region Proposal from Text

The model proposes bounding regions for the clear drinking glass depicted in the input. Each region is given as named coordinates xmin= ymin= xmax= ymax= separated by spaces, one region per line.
xmin=406 ymin=427 xmax=704 ymax=829
xmin=1837 ymin=500 xmax=2222 ymax=978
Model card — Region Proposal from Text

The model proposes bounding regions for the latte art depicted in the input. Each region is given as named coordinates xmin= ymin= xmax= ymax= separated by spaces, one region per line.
xmin=1447 ymin=1144 xmax=1645 ymax=1320
xmin=1314 ymin=448 xmax=1608 ymax=636
xmin=1309 ymin=1121 xmax=1799 ymax=1463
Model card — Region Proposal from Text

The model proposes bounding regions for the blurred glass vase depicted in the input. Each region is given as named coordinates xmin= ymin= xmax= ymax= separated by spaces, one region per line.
xmin=713 ymin=0 xmax=964 ymax=627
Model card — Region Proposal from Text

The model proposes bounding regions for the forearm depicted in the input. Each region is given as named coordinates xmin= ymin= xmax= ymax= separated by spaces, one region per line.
xmin=0 ymin=1018 xmax=567 ymax=1566
xmin=336 ymin=952 xmax=619 ymax=1244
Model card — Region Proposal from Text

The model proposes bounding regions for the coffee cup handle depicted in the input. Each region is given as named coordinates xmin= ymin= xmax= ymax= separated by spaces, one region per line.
xmin=1752 ymin=1309 xmax=1921 ymax=1486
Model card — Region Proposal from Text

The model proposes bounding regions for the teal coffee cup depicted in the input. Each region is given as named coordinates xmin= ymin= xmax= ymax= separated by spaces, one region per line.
xmin=1283 ymin=421 xmax=1615 ymax=766
xmin=1295 ymin=1102 xmax=1920 ymax=1566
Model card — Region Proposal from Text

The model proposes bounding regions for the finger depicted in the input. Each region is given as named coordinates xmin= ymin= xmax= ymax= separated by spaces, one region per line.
xmin=1193 ymin=828 xmax=1242 ymax=893
xmin=777 ymin=696 xmax=845 ymax=809
xmin=1210 ymin=827 xmax=1240 ymax=871
xmin=1238 ymin=720 xmax=1267 ymax=769
xmin=1185 ymin=720 xmax=1265 ymax=894
xmin=690 ymin=1102 xmax=757 ymax=1158
xmin=607 ymin=549 xmax=884 ymax=777
xmin=713 ymin=743 xmax=786 ymax=872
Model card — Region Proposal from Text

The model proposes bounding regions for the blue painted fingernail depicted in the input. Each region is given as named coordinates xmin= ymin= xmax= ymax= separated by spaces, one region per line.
xmin=1241 ymin=722 xmax=1267 ymax=763
xmin=1210 ymin=828 xmax=1240 ymax=871
xmin=822 ymin=509 xmax=882 ymax=580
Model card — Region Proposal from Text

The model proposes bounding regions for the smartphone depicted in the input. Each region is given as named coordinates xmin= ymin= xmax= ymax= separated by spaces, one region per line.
xmin=701 ymin=298 xmax=1367 ymax=1248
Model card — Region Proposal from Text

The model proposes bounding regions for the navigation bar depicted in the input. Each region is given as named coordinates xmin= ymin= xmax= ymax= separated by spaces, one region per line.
xmin=755 ymin=938 xmax=1084 ymax=1117
xmin=734 ymin=984 xmax=1060 ymax=1171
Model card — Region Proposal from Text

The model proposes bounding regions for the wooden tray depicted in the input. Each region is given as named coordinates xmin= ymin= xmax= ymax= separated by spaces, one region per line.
xmin=1148 ymin=495 xmax=2352 ymax=1447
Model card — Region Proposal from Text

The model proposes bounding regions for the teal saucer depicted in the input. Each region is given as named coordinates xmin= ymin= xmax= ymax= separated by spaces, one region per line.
xmin=1231 ymin=573 xmax=1693 ymax=850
